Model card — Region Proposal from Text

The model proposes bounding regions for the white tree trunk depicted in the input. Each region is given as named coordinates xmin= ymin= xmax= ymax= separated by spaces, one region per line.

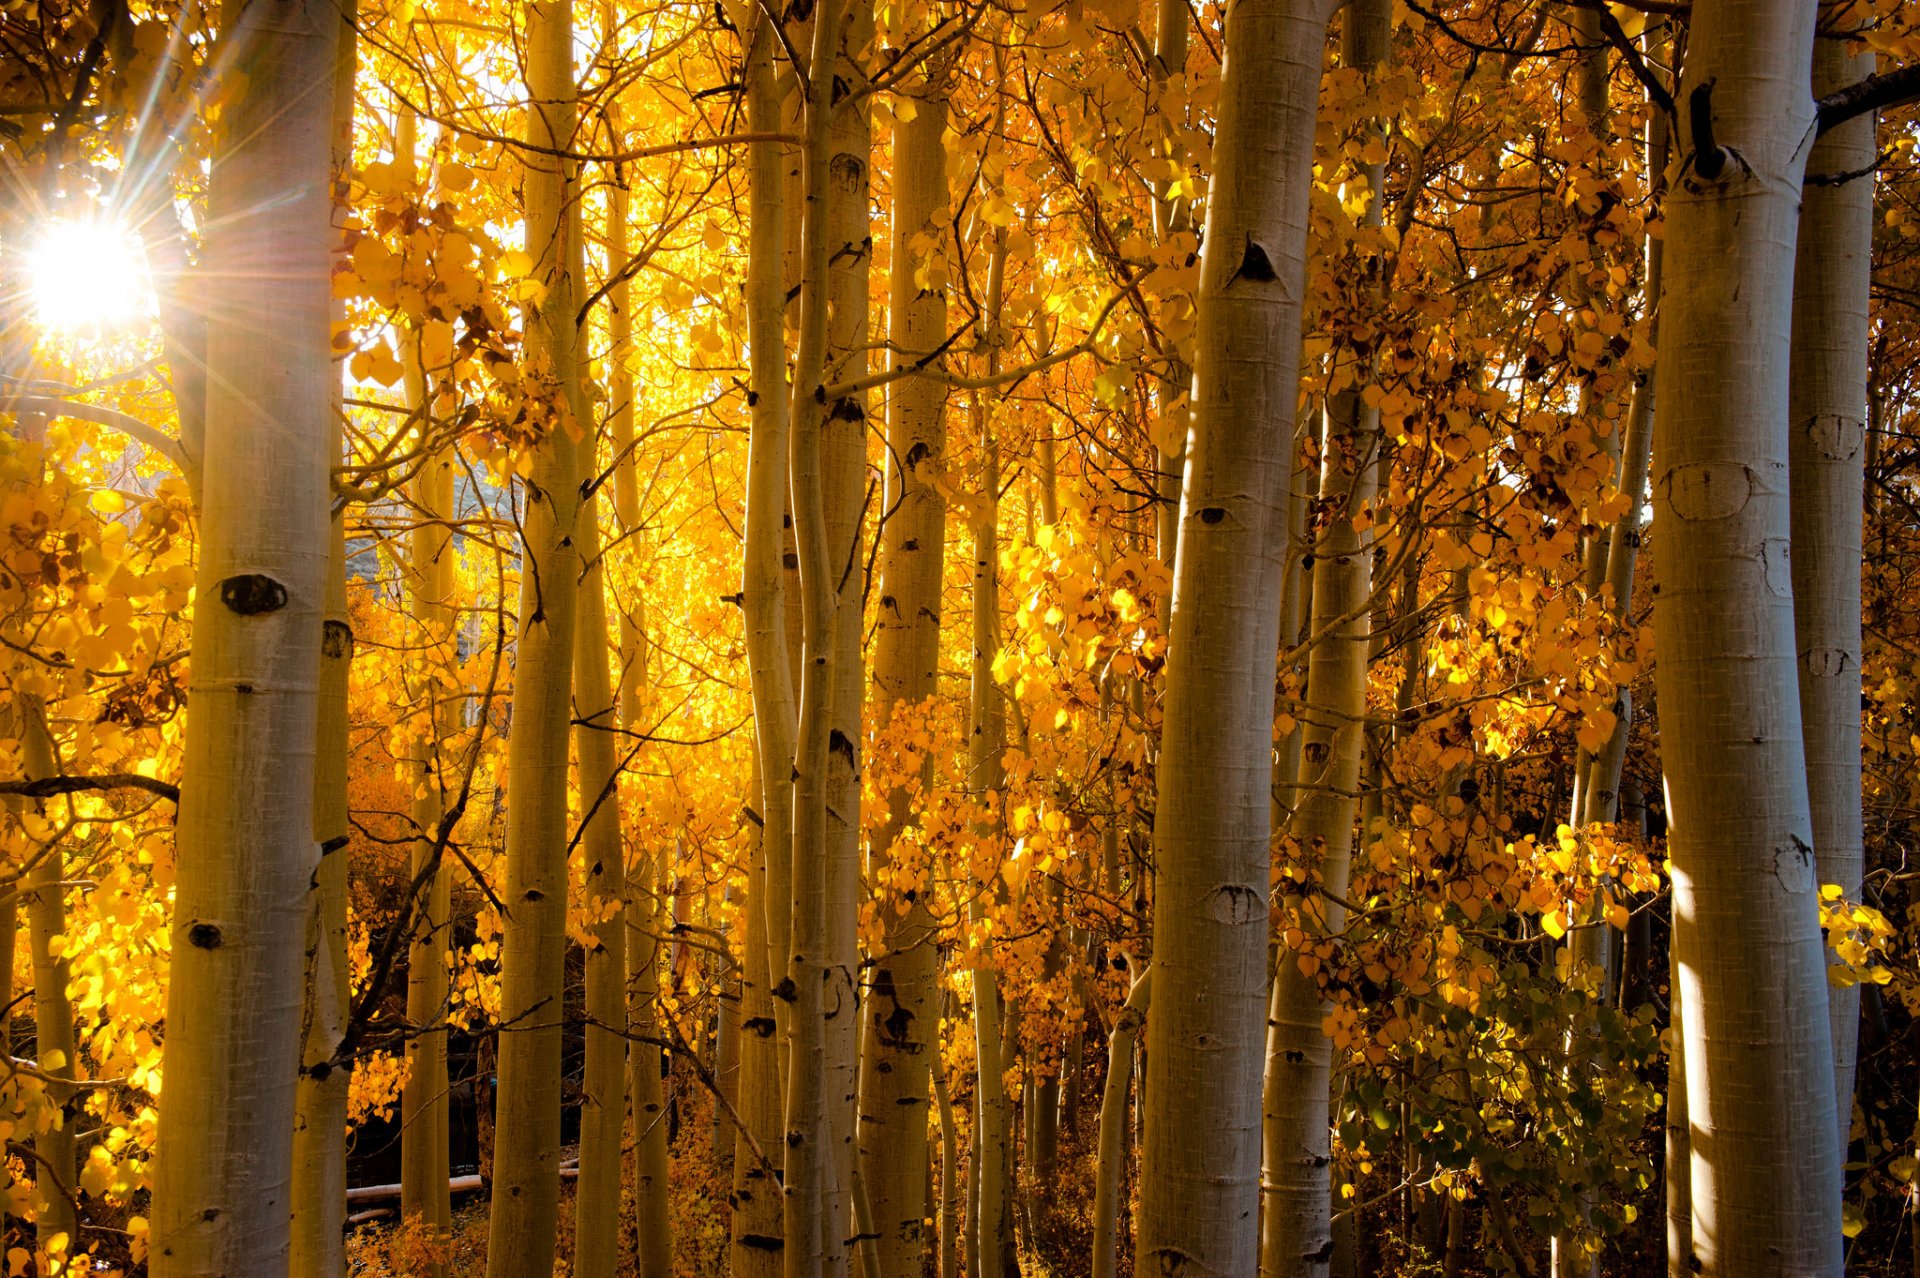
xmin=1788 ymin=12 xmax=1874 ymax=1161
xmin=1136 ymin=0 xmax=1336 ymax=1270
xmin=858 ymin=58 xmax=949 ymax=1277
xmin=149 ymin=1 xmax=338 ymax=1271
xmin=1652 ymin=1 xmax=1842 ymax=1269
xmin=485 ymin=1 xmax=581 ymax=1272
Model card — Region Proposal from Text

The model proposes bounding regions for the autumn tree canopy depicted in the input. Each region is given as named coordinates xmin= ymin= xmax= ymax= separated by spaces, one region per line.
xmin=1 ymin=0 xmax=1919 ymax=1274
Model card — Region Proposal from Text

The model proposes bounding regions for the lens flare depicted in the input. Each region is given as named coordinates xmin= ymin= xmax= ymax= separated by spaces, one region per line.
xmin=25 ymin=217 xmax=156 ymax=334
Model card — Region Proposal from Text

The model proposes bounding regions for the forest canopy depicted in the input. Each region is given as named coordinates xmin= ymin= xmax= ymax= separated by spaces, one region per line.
xmin=1 ymin=0 xmax=1919 ymax=1274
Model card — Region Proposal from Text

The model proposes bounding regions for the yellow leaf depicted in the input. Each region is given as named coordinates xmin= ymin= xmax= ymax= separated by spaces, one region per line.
xmin=1541 ymin=909 xmax=1566 ymax=940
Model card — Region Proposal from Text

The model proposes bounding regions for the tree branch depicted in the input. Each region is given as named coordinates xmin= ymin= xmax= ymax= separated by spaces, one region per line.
xmin=1817 ymin=61 xmax=1920 ymax=136
xmin=0 ymin=773 xmax=180 ymax=804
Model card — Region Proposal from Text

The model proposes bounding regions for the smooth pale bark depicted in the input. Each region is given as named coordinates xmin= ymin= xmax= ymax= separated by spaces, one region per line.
xmin=606 ymin=162 xmax=675 ymax=1278
xmin=289 ymin=13 xmax=359 ymax=1275
xmin=485 ymin=2 xmax=581 ymax=1272
xmin=967 ymin=233 xmax=1014 ymax=1278
xmin=21 ymin=705 xmax=74 ymax=1267
xmin=1093 ymin=965 xmax=1151 ymax=1278
xmin=1151 ymin=0 xmax=1191 ymax=562
xmin=932 ymin=1032 xmax=959 ymax=1278
xmin=394 ymin=110 xmax=456 ymax=1276
xmin=858 ymin=61 xmax=949 ymax=1276
xmin=1260 ymin=382 xmax=1378 ymax=1278
xmin=1261 ymin=9 xmax=1386 ymax=1273
xmin=1130 ymin=0 xmax=1337 ymax=1269
xmin=1788 ymin=14 xmax=1874 ymax=1161
xmin=1667 ymin=954 xmax=1693 ymax=1278
xmin=572 ymin=379 xmax=627 ymax=1278
xmin=148 ymin=0 xmax=337 ymax=1269
xmin=733 ymin=15 xmax=794 ymax=1273
xmin=786 ymin=0 xmax=852 ymax=1266
xmin=822 ymin=4 xmax=875 ymax=1249
xmin=967 ymin=472 xmax=1009 ymax=1278
xmin=1651 ymin=0 xmax=1841 ymax=1270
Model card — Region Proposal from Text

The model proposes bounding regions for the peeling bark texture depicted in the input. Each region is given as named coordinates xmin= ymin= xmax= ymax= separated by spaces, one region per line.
xmin=1137 ymin=0 xmax=1337 ymax=1272
xmin=147 ymin=0 xmax=337 ymax=1271
xmin=1651 ymin=0 xmax=1843 ymax=1270
xmin=1788 ymin=3 xmax=1874 ymax=1163
xmin=484 ymin=0 xmax=581 ymax=1272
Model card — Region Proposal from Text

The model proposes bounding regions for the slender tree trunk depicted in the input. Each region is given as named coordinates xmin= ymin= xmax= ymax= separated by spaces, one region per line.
xmin=1652 ymin=0 xmax=1842 ymax=1268
xmin=968 ymin=233 xmax=1014 ymax=1278
xmin=733 ymin=14 xmax=795 ymax=1273
xmin=787 ymin=0 xmax=852 ymax=1267
xmin=572 ymin=347 xmax=628 ymax=1278
xmin=933 ymin=1031 xmax=959 ymax=1278
xmin=1151 ymin=0 xmax=1191 ymax=563
xmin=603 ymin=162 xmax=675 ymax=1277
xmin=1788 ymin=5 xmax=1874 ymax=1163
xmin=148 ymin=0 xmax=337 ymax=1269
xmin=1093 ymin=965 xmax=1151 ymax=1278
xmin=822 ymin=4 xmax=876 ymax=1249
xmin=485 ymin=0 xmax=581 ymax=1271
xmin=858 ymin=55 xmax=949 ymax=1275
xmin=392 ymin=107 xmax=456 ymax=1277
xmin=1132 ymin=0 xmax=1339 ymax=1269
xmin=21 ymin=704 xmax=74 ymax=1267
xmin=290 ymin=14 xmax=360 ymax=1275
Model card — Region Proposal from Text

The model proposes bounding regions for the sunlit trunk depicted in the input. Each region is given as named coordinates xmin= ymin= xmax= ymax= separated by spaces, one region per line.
xmin=148 ymin=0 xmax=338 ymax=1269
xmin=858 ymin=55 xmax=949 ymax=1275
xmin=1130 ymin=0 xmax=1338 ymax=1268
xmin=1652 ymin=0 xmax=1842 ymax=1269
xmin=485 ymin=0 xmax=581 ymax=1271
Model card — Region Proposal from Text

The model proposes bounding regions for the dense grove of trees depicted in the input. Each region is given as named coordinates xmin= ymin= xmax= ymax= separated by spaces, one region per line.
xmin=2 ymin=0 xmax=1920 ymax=1274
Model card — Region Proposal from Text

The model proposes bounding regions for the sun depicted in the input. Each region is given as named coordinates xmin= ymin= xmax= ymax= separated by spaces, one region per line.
xmin=25 ymin=216 xmax=157 ymax=335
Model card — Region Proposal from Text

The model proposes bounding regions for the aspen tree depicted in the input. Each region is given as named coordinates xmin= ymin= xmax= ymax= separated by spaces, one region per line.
xmin=147 ymin=0 xmax=338 ymax=1271
xmin=1093 ymin=964 xmax=1151 ymax=1278
xmin=387 ymin=110 xmax=456 ymax=1276
xmin=1788 ymin=4 xmax=1875 ymax=1159
xmin=787 ymin=0 xmax=853 ymax=1264
xmin=485 ymin=0 xmax=582 ymax=1270
xmin=822 ymin=0 xmax=876 ymax=1237
xmin=1150 ymin=0 xmax=1191 ymax=562
xmin=858 ymin=53 xmax=949 ymax=1275
xmin=1125 ymin=0 xmax=1339 ymax=1266
xmin=21 ymin=703 xmax=74 ymax=1271
xmin=733 ymin=12 xmax=795 ymax=1270
xmin=606 ymin=157 xmax=675 ymax=1278
xmin=289 ymin=11 xmax=360 ymax=1275
xmin=1651 ymin=0 xmax=1842 ymax=1268
xmin=571 ymin=210 xmax=627 ymax=1278
xmin=966 ymin=228 xmax=1014 ymax=1278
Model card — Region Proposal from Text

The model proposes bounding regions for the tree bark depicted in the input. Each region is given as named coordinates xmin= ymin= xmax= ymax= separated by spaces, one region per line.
xmin=1130 ymin=0 xmax=1339 ymax=1269
xmin=1093 ymin=965 xmax=1151 ymax=1278
xmin=858 ymin=54 xmax=950 ymax=1276
xmin=484 ymin=0 xmax=581 ymax=1271
xmin=290 ymin=13 xmax=360 ymax=1275
xmin=1652 ymin=0 xmax=1843 ymax=1268
xmin=148 ymin=0 xmax=337 ymax=1269
xmin=1788 ymin=4 xmax=1874 ymax=1163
